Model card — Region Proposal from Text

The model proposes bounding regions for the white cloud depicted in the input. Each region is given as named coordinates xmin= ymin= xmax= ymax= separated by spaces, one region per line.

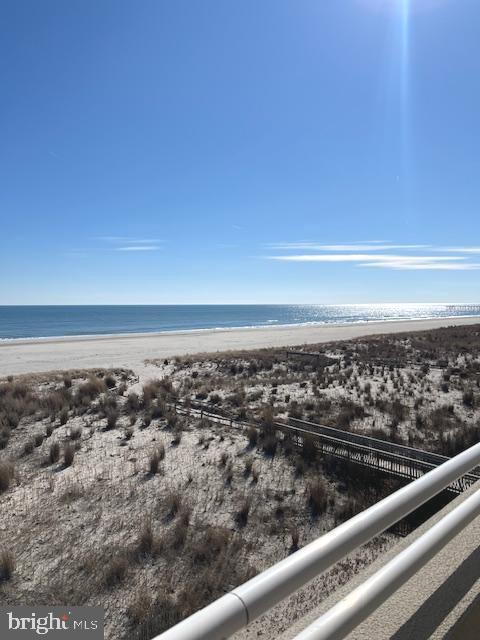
xmin=269 ymin=254 xmax=463 ymax=264
xmin=439 ymin=247 xmax=480 ymax=254
xmin=360 ymin=261 xmax=480 ymax=271
xmin=265 ymin=241 xmax=480 ymax=271
xmin=97 ymin=236 xmax=161 ymax=244
xmin=116 ymin=245 xmax=160 ymax=252
xmin=270 ymin=253 xmax=373 ymax=262
xmin=319 ymin=243 xmax=429 ymax=251
xmin=268 ymin=253 xmax=480 ymax=271
xmin=268 ymin=242 xmax=429 ymax=251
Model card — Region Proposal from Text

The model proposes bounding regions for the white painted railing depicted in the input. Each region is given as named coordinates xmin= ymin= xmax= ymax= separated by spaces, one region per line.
xmin=293 ymin=485 xmax=480 ymax=639
xmin=154 ymin=442 xmax=480 ymax=640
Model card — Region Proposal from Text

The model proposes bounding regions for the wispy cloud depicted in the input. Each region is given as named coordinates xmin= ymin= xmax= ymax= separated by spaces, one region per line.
xmin=268 ymin=242 xmax=429 ymax=251
xmin=265 ymin=242 xmax=480 ymax=271
xmin=270 ymin=253 xmax=378 ymax=262
xmin=91 ymin=236 xmax=162 ymax=252
xmin=439 ymin=247 xmax=480 ymax=254
xmin=61 ymin=237 xmax=161 ymax=258
xmin=361 ymin=261 xmax=480 ymax=271
xmin=97 ymin=236 xmax=160 ymax=244
xmin=63 ymin=250 xmax=89 ymax=258
xmin=115 ymin=245 xmax=160 ymax=252
xmin=269 ymin=254 xmax=464 ymax=264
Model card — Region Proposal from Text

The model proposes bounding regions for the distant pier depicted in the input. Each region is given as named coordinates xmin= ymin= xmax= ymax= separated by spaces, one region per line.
xmin=446 ymin=304 xmax=480 ymax=312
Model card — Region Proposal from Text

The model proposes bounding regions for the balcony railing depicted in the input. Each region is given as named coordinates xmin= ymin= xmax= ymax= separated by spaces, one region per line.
xmin=155 ymin=441 xmax=480 ymax=640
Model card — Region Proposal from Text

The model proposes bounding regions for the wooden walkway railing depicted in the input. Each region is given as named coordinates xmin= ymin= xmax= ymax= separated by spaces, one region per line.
xmin=172 ymin=399 xmax=480 ymax=494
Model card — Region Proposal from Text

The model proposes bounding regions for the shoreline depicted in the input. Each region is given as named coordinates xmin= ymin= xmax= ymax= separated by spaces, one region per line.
xmin=1 ymin=316 xmax=479 ymax=377
xmin=2 ymin=313 xmax=480 ymax=346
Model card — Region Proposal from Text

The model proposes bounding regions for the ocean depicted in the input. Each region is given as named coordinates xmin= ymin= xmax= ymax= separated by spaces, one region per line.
xmin=0 ymin=304 xmax=479 ymax=340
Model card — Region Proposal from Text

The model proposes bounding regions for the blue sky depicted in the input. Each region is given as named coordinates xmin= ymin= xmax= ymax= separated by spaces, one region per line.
xmin=1 ymin=0 xmax=479 ymax=304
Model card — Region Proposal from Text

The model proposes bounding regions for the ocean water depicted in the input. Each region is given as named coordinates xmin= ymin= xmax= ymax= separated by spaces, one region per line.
xmin=0 ymin=304 xmax=479 ymax=340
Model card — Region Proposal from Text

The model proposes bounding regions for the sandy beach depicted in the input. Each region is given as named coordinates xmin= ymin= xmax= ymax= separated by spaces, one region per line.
xmin=1 ymin=316 xmax=479 ymax=378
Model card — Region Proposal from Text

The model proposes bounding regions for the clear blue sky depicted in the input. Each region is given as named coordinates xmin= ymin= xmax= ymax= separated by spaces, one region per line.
xmin=1 ymin=0 xmax=479 ymax=304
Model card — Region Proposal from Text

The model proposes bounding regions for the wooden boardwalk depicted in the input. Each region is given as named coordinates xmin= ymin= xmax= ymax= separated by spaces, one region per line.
xmin=173 ymin=400 xmax=480 ymax=494
xmin=446 ymin=304 xmax=480 ymax=312
xmin=278 ymin=418 xmax=479 ymax=494
xmin=285 ymin=351 xmax=338 ymax=367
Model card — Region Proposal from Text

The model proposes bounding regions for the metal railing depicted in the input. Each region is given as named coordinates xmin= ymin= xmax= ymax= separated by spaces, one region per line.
xmin=154 ymin=441 xmax=480 ymax=640
xmin=293 ymin=486 xmax=480 ymax=640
